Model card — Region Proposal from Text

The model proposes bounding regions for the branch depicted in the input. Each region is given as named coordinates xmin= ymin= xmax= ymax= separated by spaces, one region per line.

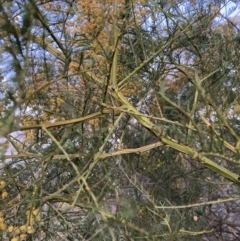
xmin=2 ymin=142 xmax=163 ymax=161
xmin=18 ymin=108 xmax=120 ymax=131
xmin=26 ymin=23 xmax=240 ymax=183
xmin=155 ymin=197 xmax=240 ymax=209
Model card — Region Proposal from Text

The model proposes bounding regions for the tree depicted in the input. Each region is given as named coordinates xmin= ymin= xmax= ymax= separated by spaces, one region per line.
xmin=1 ymin=0 xmax=240 ymax=240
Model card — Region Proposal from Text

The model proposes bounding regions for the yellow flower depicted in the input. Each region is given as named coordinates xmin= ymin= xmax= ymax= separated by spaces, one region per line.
xmin=8 ymin=225 xmax=14 ymax=233
xmin=19 ymin=225 xmax=27 ymax=232
xmin=0 ymin=222 xmax=6 ymax=231
xmin=1 ymin=191 xmax=8 ymax=199
xmin=0 ymin=181 xmax=5 ymax=188
xmin=19 ymin=233 xmax=27 ymax=241
xmin=35 ymin=214 xmax=41 ymax=222
xmin=32 ymin=208 xmax=39 ymax=216
xmin=13 ymin=227 xmax=21 ymax=235
xmin=27 ymin=226 xmax=35 ymax=234
xmin=11 ymin=237 xmax=19 ymax=241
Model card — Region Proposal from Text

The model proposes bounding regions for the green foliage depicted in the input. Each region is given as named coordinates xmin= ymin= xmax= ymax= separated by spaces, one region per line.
xmin=1 ymin=0 xmax=240 ymax=240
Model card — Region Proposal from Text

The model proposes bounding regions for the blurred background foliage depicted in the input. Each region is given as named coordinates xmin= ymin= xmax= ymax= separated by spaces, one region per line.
xmin=1 ymin=0 xmax=240 ymax=240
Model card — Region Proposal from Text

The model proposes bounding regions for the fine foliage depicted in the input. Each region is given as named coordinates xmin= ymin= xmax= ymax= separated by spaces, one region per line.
xmin=1 ymin=0 xmax=240 ymax=240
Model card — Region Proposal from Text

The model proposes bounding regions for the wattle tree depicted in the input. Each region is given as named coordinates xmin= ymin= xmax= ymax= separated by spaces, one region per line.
xmin=0 ymin=0 xmax=240 ymax=240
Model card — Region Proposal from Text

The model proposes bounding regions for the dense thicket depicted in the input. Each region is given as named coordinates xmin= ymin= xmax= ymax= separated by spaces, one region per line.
xmin=1 ymin=0 xmax=240 ymax=240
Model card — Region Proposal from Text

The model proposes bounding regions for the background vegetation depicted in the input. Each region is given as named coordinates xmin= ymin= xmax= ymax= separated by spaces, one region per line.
xmin=1 ymin=0 xmax=240 ymax=240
